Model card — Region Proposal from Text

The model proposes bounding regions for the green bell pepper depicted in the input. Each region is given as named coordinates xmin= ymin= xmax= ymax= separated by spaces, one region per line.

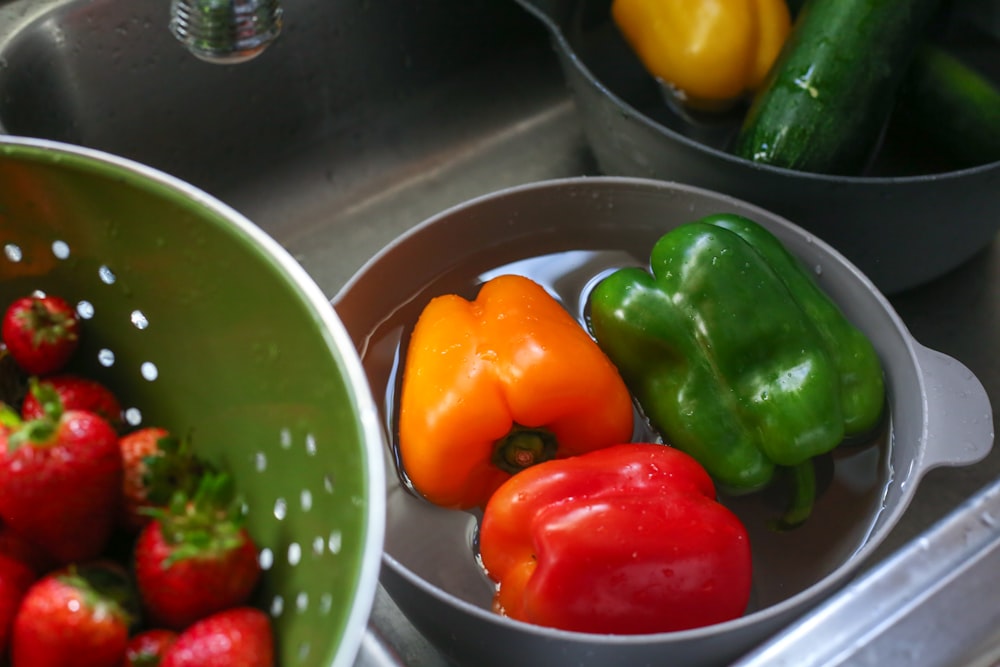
xmin=588 ymin=213 xmax=885 ymax=526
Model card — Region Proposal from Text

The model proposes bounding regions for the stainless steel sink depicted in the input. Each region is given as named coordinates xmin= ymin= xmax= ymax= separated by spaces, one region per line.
xmin=0 ymin=0 xmax=589 ymax=298
xmin=0 ymin=0 xmax=997 ymax=664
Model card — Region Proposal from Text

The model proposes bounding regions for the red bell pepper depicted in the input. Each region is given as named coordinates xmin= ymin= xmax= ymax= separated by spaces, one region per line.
xmin=478 ymin=443 xmax=752 ymax=635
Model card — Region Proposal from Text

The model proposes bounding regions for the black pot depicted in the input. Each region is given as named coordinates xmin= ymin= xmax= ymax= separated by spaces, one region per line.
xmin=515 ymin=0 xmax=1000 ymax=295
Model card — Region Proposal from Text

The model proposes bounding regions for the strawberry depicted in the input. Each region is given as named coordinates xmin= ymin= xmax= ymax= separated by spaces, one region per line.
xmin=159 ymin=607 xmax=273 ymax=667
xmin=122 ymin=628 xmax=178 ymax=667
xmin=21 ymin=375 xmax=123 ymax=430
xmin=0 ymin=524 xmax=52 ymax=577
xmin=0 ymin=552 xmax=35 ymax=657
xmin=10 ymin=561 xmax=136 ymax=667
xmin=133 ymin=473 xmax=261 ymax=630
xmin=119 ymin=428 xmax=211 ymax=533
xmin=0 ymin=404 xmax=123 ymax=566
xmin=1 ymin=295 xmax=80 ymax=376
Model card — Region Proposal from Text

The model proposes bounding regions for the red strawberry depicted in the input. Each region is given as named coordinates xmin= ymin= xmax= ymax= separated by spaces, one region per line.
xmin=160 ymin=607 xmax=273 ymax=667
xmin=0 ymin=524 xmax=53 ymax=577
xmin=0 ymin=552 xmax=35 ymax=657
xmin=119 ymin=428 xmax=210 ymax=533
xmin=0 ymin=404 xmax=123 ymax=566
xmin=21 ymin=374 xmax=123 ymax=429
xmin=1 ymin=295 xmax=80 ymax=376
xmin=122 ymin=628 xmax=178 ymax=667
xmin=133 ymin=473 xmax=261 ymax=630
xmin=11 ymin=561 xmax=136 ymax=667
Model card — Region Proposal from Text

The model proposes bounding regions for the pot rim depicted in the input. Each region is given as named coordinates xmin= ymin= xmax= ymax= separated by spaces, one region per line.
xmin=513 ymin=0 xmax=1000 ymax=186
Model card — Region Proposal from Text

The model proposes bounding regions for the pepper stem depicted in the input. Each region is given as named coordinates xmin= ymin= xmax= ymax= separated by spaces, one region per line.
xmin=774 ymin=460 xmax=816 ymax=531
xmin=491 ymin=426 xmax=558 ymax=475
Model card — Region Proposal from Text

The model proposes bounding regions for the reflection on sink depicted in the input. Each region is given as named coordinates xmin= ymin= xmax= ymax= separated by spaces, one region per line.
xmin=0 ymin=0 xmax=594 ymax=295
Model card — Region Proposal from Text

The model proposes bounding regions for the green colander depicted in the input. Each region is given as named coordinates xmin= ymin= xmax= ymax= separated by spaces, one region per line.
xmin=0 ymin=136 xmax=386 ymax=667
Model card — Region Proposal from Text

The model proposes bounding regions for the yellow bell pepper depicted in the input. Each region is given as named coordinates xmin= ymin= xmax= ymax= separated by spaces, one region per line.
xmin=612 ymin=0 xmax=791 ymax=110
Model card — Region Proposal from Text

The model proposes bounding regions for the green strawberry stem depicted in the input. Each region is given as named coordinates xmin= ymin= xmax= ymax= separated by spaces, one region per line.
xmin=143 ymin=433 xmax=215 ymax=506
xmin=6 ymin=379 xmax=64 ymax=451
xmin=23 ymin=297 xmax=78 ymax=346
xmin=59 ymin=562 xmax=139 ymax=631
xmin=8 ymin=418 xmax=57 ymax=449
xmin=0 ymin=403 xmax=21 ymax=429
xmin=152 ymin=471 xmax=249 ymax=567
xmin=28 ymin=377 xmax=65 ymax=421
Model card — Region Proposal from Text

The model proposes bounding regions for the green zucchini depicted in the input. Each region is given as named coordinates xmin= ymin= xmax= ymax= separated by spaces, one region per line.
xmin=892 ymin=44 xmax=1000 ymax=169
xmin=733 ymin=0 xmax=942 ymax=175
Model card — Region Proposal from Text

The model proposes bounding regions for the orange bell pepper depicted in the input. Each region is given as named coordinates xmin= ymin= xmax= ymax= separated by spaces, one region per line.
xmin=398 ymin=274 xmax=635 ymax=509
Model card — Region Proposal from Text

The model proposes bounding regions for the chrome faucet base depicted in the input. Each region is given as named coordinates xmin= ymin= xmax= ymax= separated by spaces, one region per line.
xmin=169 ymin=0 xmax=282 ymax=64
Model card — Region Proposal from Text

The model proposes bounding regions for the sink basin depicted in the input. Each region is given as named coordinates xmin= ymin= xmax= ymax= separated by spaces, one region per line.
xmin=0 ymin=0 xmax=589 ymax=298
xmin=0 ymin=1 xmax=996 ymax=664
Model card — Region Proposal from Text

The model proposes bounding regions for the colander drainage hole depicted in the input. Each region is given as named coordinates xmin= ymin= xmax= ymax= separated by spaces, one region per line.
xmin=140 ymin=361 xmax=158 ymax=381
xmin=124 ymin=407 xmax=143 ymax=426
xmin=51 ymin=240 xmax=70 ymax=259
xmin=297 ymin=641 xmax=311 ymax=661
xmin=98 ymin=264 xmax=116 ymax=284
xmin=3 ymin=243 xmax=22 ymax=261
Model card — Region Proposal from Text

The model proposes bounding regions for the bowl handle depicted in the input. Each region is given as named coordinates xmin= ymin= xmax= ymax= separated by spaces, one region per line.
xmin=915 ymin=343 xmax=995 ymax=470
